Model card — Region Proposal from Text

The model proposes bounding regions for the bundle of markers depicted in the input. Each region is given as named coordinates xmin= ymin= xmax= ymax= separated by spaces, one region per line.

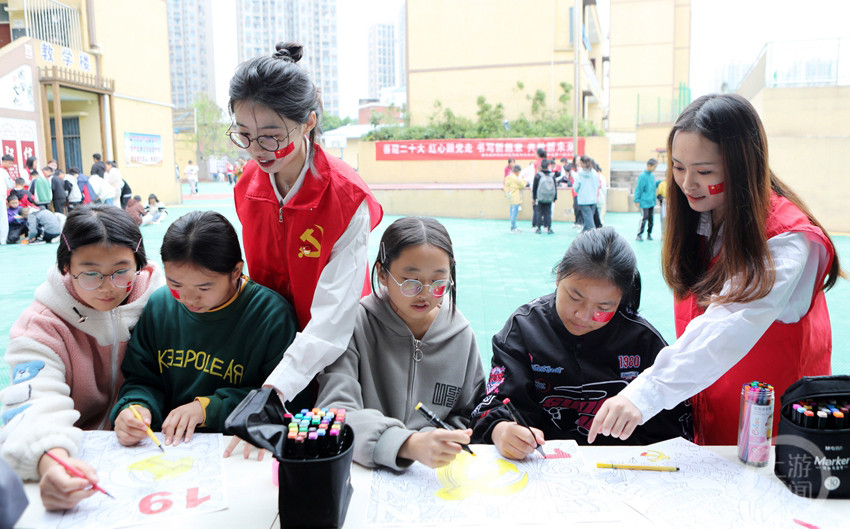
xmin=787 ymin=399 xmax=847 ymax=430
xmin=737 ymin=381 xmax=774 ymax=467
xmin=282 ymin=407 xmax=348 ymax=460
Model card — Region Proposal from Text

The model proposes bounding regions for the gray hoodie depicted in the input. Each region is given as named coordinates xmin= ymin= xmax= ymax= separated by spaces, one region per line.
xmin=316 ymin=293 xmax=485 ymax=470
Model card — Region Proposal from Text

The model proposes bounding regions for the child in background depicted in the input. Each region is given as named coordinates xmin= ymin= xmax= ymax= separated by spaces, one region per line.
xmin=589 ymin=94 xmax=841 ymax=446
xmin=111 ymin=211 xmax=298 ymax=451
xmin=0 ymin=205 xmax=162 ymax=510
xmin=143 ymin=193 xmax=168 ymax=225
xmin=504 ymin=164 xmax=525 ymax=233
xmin=123 ymin=195 xmax=146 ymax=226
xmin=316 ymin=217 xmax=485 ymax=470
xmin=471 ymin=227 xmax=691 ymax=459
xmin=6 ymin=194 xmax=27 ymax=244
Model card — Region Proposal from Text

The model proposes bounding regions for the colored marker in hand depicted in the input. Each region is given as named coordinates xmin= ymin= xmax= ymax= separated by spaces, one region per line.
xmin=42 ymin=450 xmax=115 ymax=499
xmin=502 ymin=398 xmax=546 ymax=457
xmin=414 ymin=402 xmax=475 ymax=456
xmin=129 ymin=404 xmax=165 ymax=452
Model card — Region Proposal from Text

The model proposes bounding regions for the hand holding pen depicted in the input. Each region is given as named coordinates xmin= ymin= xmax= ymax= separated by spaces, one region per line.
xmin=494 ymin=398 xmax=546 ymax=459
xmin=414 ymin=402 xmax=476 ymax=456
xmin=39 ymin=450 xmax=113 ymax=510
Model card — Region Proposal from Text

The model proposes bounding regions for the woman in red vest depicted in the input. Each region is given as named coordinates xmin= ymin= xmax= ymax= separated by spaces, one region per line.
xmin=588 ymin=94 xmax=841 ymax=445
xmin=224 ymin=42 xmax=382 ymax=453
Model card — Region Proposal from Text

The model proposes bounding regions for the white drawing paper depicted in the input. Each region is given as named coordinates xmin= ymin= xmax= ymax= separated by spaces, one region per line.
xmin=366 ymin=440 xmax=628 ymax=526
xmin=595 ymin=437 xmax=844 ymax=529
xmin=41 ymin=431 xmax=227 ymax=529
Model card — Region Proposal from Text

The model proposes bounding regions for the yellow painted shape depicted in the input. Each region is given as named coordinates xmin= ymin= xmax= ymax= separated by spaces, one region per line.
xmin=639 ymin=450 xmax=670 ymax=462
xmin=128 ymin=454 xmax=194 ymax=481
xmin=436 ymin=452 xmax=528 ymax=500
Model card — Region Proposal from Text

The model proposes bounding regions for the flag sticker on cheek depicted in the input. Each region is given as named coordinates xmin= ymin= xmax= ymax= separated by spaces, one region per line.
xmin=274 ymin=141 xmax=295 ymax=159
xmin=592 ymin=311 xmax=615 ymax=323
xmin=169 ymin=288 xmax=181 ymax=300
xmin=708 ymin=182 xmax=725 ymax=195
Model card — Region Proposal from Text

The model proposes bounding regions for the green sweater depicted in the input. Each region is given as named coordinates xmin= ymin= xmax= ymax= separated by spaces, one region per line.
xmin=111 ymin=279 xmax=297 ymax=431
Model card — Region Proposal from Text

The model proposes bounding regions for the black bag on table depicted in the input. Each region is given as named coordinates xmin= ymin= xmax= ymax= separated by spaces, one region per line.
xmin=225 ymin=388 xmax=354 ymax=529
xmin=774 ymin=375 xmax=850 ymax=498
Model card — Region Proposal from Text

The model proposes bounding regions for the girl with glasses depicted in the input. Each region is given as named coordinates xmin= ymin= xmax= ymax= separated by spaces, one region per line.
xmin=0 ymin=205 xmax=163 ymax=510
xmin=470 ymin=227 xmax=692 ymax=459
xmin=111 ymin=211 xmax=298 ymax=459
xmin=316 ymin=217 xmax=485 ymax=470
xmin=227 ymin=43 xmax=382 ymax=453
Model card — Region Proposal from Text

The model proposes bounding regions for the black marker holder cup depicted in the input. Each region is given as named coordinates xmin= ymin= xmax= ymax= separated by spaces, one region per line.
xmin=225 ymin=389 xmax=355 ymax=528
xmin=276 ymin=424 xmax=355 ymax=529
xmin=775 ymin=375 xmax=850 ymax=499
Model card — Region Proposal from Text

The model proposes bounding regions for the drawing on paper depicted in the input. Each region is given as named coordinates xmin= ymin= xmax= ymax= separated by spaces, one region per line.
xmin=596 ymin=437 xmax=844 ymax=529
xmin=435 ymin=451 xmax=528 ymax=500
xmin=639 ymin=449 xmax=670 ymax=462
xmin=128 ymin=454 xmax=194 ymax=481
xmin=367 ymin=440 xmax=628 ymax=527
xmin=41 ymin=431 xmax=227 ymax=529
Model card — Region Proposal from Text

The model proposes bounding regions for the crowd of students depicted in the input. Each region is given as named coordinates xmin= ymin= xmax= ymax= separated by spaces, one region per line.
xmin=2 ymin=154 xmax=168 ymax=246
xmin=505 ymin=151 xmax=608 ymax=235
xmin=0 ymin=42 xmax=842 ymax=514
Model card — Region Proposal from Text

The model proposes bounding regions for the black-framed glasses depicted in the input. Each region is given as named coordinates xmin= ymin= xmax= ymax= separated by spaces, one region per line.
xmin=71 ymin=269 xmax=139 ymax=290
xmin=225 ymin=123 xmax=300 ymax=152
xmin=385 ymin=270 xmax=451 ymax=298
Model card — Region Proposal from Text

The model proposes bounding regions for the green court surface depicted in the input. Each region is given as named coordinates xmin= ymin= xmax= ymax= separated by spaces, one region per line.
xmin=1 ymin=182 xmax=848 ymax=391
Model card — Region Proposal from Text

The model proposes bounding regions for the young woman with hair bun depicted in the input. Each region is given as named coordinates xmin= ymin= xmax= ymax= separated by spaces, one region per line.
xmin=225 ymin=42 xmax=382 ymax=456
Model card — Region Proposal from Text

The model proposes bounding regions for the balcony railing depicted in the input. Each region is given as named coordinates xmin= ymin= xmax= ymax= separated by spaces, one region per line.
xmin=39 ymin=65 xmax=114 ymax=93
xmin=20 ymin=0 xmax=83 ymax=50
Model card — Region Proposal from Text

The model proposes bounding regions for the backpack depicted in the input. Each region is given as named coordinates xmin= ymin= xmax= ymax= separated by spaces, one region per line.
xmin=536 ymin=172 xmax=556 ymax=203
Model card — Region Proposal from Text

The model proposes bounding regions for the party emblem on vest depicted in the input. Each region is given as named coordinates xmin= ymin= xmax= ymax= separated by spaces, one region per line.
xmin=298 ymin=225 xmax=323 ymax=258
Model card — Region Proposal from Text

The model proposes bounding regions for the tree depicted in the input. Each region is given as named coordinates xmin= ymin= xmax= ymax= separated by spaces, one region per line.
xmin=322 ymin=114 xmax=353 ymax=132
xmin=191 ymin=93 xmax=236 ymax=161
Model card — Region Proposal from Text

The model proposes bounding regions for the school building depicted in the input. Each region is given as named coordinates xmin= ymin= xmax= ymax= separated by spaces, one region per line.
xmin=0 ymin=0 xmax=180 ymax=204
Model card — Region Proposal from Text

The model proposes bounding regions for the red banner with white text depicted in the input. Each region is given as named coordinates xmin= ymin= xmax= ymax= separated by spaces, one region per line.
xmin=375 ymin=137 xmax=585 ymax=161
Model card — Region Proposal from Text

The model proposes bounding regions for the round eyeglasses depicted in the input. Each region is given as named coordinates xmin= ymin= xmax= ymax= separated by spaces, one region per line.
xmin=225 ymin=123 xmax=300 ymax=152
xmin=386 ymin=270 xmax=451 ymax=298
xmin=71 ymin=269 xmax=139 ymax=291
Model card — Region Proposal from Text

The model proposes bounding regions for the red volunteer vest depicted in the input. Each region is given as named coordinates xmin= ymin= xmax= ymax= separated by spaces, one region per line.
xmin=234 ymin=145 xmax=382 ymax=328
xmin=674 ymin=193 xmax=834 ymax=445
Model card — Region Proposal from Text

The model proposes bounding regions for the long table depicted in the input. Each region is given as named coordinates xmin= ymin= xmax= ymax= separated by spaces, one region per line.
xmin=16 ymin=443 xmax=850 ymax=529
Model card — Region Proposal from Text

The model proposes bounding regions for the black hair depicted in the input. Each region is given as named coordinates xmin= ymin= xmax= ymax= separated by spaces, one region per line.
xmin=93 ymin=153 xmax=102 ymax=161
xmin=133 ymin=195 xmax=142 ymax=202
xmin=540 ymin=159 xmax=550 ymax=171
xmin=228 ymin=42 xmax=323 ymax=150
xmin=69 ymin=167 xmax=80 ymax=175
xmin=106 ymin=160 xmax=117 ymax=167
xmin=1 ymin=154 xmax=13 ymax=162
xmin=161 ymin=211 xmax=243 ymax=275
xmin=372 ymin=217 xmax=457 ymax=315
xmin=148 ymin=193 xmax=159 ymax=202
xmin=647 ymin=158 xmax=658 ymax=166
xmin=536 ymin=147 xmax=547 ymax=158
xmin=580 ymin=155 xmax=592 ymax=165
xmin=14 ymin=178 xmax=24 ymax=185
xmin=25 ymin=156 xmax=37 ymax=170
xmin=555 ymin=226 xmax=641 ymax=314
xmin=57 ymin=205 xmax=148 ymax=274
xmin=507 ymin=158 xmax=515 ymax=164
xmin=512 ymin=164 xmax=522 ymax=172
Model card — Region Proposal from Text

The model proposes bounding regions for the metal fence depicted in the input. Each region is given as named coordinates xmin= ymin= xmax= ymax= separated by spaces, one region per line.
xmin=635 ymin=82 xmax=692 ymax=126
xmin=20 ymin=0 xmax=83 ymax=50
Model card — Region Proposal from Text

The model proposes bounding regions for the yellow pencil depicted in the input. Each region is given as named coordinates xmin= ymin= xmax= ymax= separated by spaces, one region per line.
xmin=596 ymin=462 xmax=679 ymax=472
xmin=129 ymin=404 xmax=165 ymax=452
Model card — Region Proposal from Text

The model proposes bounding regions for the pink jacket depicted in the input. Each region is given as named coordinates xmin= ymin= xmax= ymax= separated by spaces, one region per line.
xmin=0 ymin=263 xmax=162 ymax=479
